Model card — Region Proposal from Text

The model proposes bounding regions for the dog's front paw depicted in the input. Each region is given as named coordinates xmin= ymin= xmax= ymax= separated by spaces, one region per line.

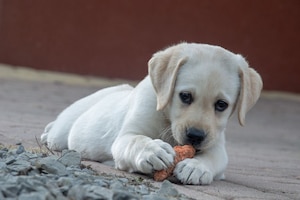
xmin=173 ymin=158 xmax=213 ymax=185
xmin=136 ymin=139 xmax=175 ymax=174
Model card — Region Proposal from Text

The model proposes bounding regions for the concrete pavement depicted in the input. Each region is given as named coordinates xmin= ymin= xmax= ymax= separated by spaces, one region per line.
xmin=0 ymin=64 xmax=299 ymax=199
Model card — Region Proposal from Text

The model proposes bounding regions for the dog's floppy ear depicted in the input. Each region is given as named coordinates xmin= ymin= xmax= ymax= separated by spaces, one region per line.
xmin=236 ymin=55 xmax=263 ymax=126
xmin=148 ymin=48 xmax=188 ymax=110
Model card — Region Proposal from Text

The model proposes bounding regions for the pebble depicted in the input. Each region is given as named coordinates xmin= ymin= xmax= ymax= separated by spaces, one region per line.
xmin=16 ymin=144 xmax=25 ymax=154
xmin=58 ymin=149 xmax=81 ymax=167
xmin=158 ymin=180 xmax=179 ymax=197
xmin=0 ymin=145 xmax=192 ymax=200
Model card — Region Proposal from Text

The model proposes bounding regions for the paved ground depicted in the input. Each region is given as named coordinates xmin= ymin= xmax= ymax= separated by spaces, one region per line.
xmin=0 ymin=65 xmax=300 ymax=199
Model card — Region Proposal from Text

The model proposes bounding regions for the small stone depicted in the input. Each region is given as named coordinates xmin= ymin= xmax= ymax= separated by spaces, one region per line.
xmin=73 ymin=170 xmax=93 ymax=178
xmin=1 ymin=184 xmax=21 ymax=198
xmin=18 ymin=178 xmax=37 ymax=193
xmin=0 ymin=190 xmax=4 ymax=199
xmin=5 ymin=157 xmax=16 ymax=165
xmin=136 ymin=184 xmax=150 ymax=195
xmin=19 ymin=152 xmax=39 ymax=162
xmin=0 ymin=161 xmax=7 ymax=169
xmin=112 ymin=190 xmax=139 ymax=200
xmin=67 ymin=185 xmax=85 ymax=199
xmin=6 ymin=159 xmax=31 ymax=175
xmin=81 ymin=167 xmax=95 ymax=175
xmin=3 ymin=173 xmax=18 ymax=183
xmin=35 ymin=157 xmax=68 ymax=175
xmin=94 ymin=178 xmax=109 ymax=187
xmin=16 ymin=145 xmax=25 ymax=154
xmin=8 ymin=149 xmax=18 ymax=155
xmin=143 ymin=194 xmax=166 ymax=200
xmin=85 ymin=185 xmax=113 ymax=199
xmin=58 ymin=150 xmax=81 ymax=167
xmin=45 ymin=181 xmax=67 ymax=200
xmin=0 ymin=149 xmax=8 ymax=158
xmin=110 ymin=180 xmax=125 ymax=190
xmin=56 ymin=177 xmax=74 ymax=187
xmin=125 ymin=185 xmax=136 ymax=194
xmin=157 ymin=180 xmax=179 ymax=197
xmin=119 ymin=177 xmax=129 ymax=184
xmin=27 ymin=167 xmax=40 ymax=176
xmin=18 ymin=191 xmax=52 ymax=200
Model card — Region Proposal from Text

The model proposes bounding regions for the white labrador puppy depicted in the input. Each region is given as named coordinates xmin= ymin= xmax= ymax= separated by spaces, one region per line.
xmin=41 ymin=43 xmax=262 ymax=185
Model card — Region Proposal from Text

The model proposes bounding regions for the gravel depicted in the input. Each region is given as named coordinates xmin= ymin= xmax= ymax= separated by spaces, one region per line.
xmin=0 ymin=144 xmax=192 ymax=200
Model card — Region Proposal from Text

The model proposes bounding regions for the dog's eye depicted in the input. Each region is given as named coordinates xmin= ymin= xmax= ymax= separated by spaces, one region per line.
xmin=179 ymin=92 xmax=193 ymax=105
xmin=215 ymin=100 xmax=228 ymax=112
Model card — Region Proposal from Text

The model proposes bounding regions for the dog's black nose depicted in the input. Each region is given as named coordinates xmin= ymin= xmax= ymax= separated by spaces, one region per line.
xmin=186 ymin=128 xmax=206 ymax=145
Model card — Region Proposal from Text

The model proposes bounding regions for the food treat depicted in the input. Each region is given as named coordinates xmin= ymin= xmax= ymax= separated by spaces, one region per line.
xmin=154 ymin=145 xmax=196 ymax=181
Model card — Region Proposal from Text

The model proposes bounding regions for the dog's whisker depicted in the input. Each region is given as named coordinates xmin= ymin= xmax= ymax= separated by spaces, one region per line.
xmin=159 ymin=126 xmax=177 ymax=145
xmin=159 ymin=126 xmax=171 ymax=139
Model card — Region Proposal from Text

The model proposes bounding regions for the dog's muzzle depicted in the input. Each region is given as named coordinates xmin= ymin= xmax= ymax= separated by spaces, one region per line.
xmin=186 ymin=128 xmax=206 ymax=146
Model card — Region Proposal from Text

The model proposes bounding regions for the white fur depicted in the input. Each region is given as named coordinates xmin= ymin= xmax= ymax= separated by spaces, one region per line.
xmin=41 ymin=43 xmax=262 ymax=185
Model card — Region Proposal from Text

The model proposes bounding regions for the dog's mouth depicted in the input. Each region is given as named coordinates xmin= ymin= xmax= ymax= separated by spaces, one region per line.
xmin=174 ymin=136 xmax=207 ymax=152
xmin=190 ymin=141 xmax=210 ymax=152
xmin=183 ymin=140 xmax=205 ymax=151
xmin=172 ymin=126 xmax=212 ymax=151
xmin=184 ymin=134 xmax=216 ymax=153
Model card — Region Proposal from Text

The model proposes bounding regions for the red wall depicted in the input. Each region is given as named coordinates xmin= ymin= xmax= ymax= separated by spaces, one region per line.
xmin=0 ymin=0 xmax=299 ymax=93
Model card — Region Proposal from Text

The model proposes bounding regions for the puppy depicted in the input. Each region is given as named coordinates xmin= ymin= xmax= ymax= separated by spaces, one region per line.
xmin=41 ymin=43 xmax=262 ymax=185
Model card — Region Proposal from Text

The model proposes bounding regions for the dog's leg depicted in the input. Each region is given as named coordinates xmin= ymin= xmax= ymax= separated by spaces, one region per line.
xmin=173 ymin=134 xmax=228 ymax=185
xmin=111 ymin=134 xmax=175 ymax=174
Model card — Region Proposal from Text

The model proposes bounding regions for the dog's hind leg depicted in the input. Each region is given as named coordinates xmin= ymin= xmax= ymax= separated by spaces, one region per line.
xmin=42 ymin=84 xmax=134 ymax=151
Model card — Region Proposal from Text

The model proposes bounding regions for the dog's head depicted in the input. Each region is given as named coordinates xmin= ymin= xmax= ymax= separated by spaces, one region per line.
xmin=148 ymin=43 xmax=263 ymax=151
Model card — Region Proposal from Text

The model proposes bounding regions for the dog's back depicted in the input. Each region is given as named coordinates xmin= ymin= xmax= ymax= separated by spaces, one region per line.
xmin=41 ymin=84 xmax=133 ymax=150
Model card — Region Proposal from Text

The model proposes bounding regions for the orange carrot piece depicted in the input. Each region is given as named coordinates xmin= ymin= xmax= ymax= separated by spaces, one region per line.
xmin=154 ymin=145 xmax=196 ymax=181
